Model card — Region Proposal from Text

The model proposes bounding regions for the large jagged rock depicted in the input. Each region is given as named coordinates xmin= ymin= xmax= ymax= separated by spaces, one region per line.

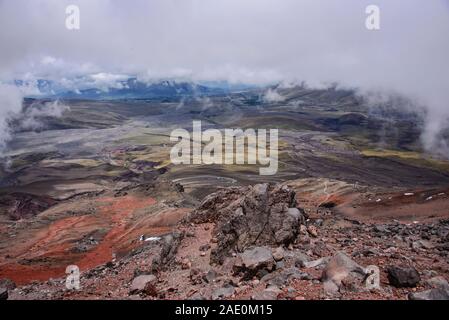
xmin=151 ymin=231 xmax=184 ymax=272
xmin=187 ymin=183 xmax=306 ymax=264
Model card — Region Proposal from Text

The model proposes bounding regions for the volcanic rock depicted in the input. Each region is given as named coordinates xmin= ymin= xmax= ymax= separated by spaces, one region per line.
xmin=261 ymin=267 xmax=312 ymax=287
xmin=0 ymin=287 xmax=8 ymax=300
xmin=425 ymin=276 xmax=449 ymax=291
xmin=1 ymin=193 xmax=56 ymax=220
xmin=130 ymin=275 xmax=157 ymax=294
xmin=408 ymin=288 xmax=449 ymax=300
xmin=187 ymin=183 xmax=305 ymax=264
xmin=272 ymin=247 xmax=285 ymax=261
xmin=212 ymin=284 xmax=235 ymax=300
xmin=151 ymin=232 xmax=184 ymax=272
xmin=387 ymin=266 xmax=420 ymax=288
xmin=251 ymin=286 xmax=281 ymax=300
xmin=233 ymin=247 xmax=276 ymax=280
xmin=321 ymin=251 xmax=366 ymax=294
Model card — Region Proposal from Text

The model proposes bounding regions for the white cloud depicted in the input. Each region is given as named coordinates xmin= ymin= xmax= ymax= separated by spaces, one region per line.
xmin=0 ymin=0 xmax=448 ymax=154
xmin=263 ymin=89 xmax=285 ymax=103
xmin=0 ymin=84 xmax=24 ymax=151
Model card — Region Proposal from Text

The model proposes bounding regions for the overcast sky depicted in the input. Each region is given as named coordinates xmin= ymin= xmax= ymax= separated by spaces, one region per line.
xmin=0 ymin=0 xmax=449 ymax=153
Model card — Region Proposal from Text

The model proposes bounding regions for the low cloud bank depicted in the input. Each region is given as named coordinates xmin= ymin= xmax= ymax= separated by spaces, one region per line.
xmin=0 ymin=0 xmax=448 ymax=156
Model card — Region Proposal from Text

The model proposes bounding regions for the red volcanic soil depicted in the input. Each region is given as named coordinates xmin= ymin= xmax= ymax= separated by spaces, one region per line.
xmin=290 ymin=179 xmax=449 ymax=224
xmin=0 ymin=195 xmax=188 ymax=285
xmin=76 ymin=196 xmax=157 ymax=271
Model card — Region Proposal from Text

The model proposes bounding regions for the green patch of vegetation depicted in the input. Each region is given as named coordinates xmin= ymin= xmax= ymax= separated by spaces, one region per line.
xmin=361 ymin=148 xmax=449 ymax=173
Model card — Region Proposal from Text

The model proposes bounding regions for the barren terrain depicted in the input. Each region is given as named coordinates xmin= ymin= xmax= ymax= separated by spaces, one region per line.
xmin=1 ymin=86 xmax=449 ymax=300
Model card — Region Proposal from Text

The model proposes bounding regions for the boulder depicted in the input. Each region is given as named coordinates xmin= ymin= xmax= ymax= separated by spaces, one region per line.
xmin=321 ymin=251 xmax=366 ymax=294
xmin=322 ymin=252 xmax=365 ymax=283
xmin=187 ymin=184 xmax=306 ymax=264
xmin=409 ymin=288 xmax=449 ymax=300
xmin=387 ymin=266 xmax=420 ymax=288
xmin=234 ymin=247 xmax=275 ymax=280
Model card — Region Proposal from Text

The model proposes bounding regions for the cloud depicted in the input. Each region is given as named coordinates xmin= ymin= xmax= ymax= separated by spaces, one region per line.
xmin=263 ymin=89 xmax=285 ymax=103
xmin=16 ymin=101 xmax=70 ymax=132
xmin=0 ymin=84 xmax=24 ymax=152
xmin=0 ymin=0 xmax=448 ymax=154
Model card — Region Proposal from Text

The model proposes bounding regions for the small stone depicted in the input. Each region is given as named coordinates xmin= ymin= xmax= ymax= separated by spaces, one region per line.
xmin=181 ymin=258 xmax=191 ymax=269
xmin=299 ymin=225 xmax=308 ymax=235
xmin=276 ymin=261 xmax=285 ymax=269
xmin=0 ymin=288 xmax=8 ymax=300
xmin=130 ymin=275 xmax=157 ymax=294
xmin=307 ymin=225 xmax=318 ymax=238
xmin=413 ymin=240 xmax=434 ymax=250
xmin=233 ymin=247 xmax=276 ymax=280
xmin=272 ymin=247 xmax=285 ymax=261
xmin=143 ymin=283 xmax=158 ymax=297
xmin=294 ymin=252 xmax=310 ymax=268
xmin=212 ymin=285 xmax=235 ymax=300
xmin=199 ymin=244 xmax=211 ymax=252
xmin=251 ymin=287 xmax=280 ymax=300
xmin=203 ymin=270 xmax=218 ymax=283
xmin=188 ymin=292 xmax=206 ymax=300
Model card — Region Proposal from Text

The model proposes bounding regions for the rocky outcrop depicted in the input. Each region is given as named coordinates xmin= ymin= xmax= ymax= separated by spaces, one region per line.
xmin=187 ymin=183 xmax=306 ymax=264
xmin=151 ymin=231 xmax=184 ymax=272
xmin=0 ymin=192 xmax=56 ymax=220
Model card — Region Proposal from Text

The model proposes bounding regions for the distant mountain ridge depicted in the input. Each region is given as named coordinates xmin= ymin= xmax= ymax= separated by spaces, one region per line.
xmin=14 ymin=78 xmax=231 ymax=100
